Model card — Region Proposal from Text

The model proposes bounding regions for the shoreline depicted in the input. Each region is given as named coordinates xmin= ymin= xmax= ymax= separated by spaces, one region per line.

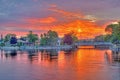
xmin=0 ymin=45 xmax=75 ymax=50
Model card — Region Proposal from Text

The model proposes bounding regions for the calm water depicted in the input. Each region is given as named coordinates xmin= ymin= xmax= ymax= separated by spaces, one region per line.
xmin=0 ymin=48 xmax=120 ymax=80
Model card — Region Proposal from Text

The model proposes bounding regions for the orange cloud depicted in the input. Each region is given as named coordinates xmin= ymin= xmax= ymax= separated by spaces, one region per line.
xmin=1 ymin=19 xmax=105 ymax=39
xmin=50 ymin=20 xmax=105 ymax=39
xmin=50 ymin=4 xmax=57 ymax=8
xmin=26 ymin=17 xmax=56 ymax=24
xmin=1 ymin=6 xmax=105 ymax=39
xmin=49 ymin=7 xmax=84 ymax=19
xmin=47 ymin=6 xmax=104 ymax=38
xmin=49 ymin=7 xmax=97 ymax=22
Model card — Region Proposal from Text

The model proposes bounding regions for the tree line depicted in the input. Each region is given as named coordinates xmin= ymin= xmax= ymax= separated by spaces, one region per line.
xmin=94 ymin=22 xmax=120 ymax=44
xmin=0 ymin=30 xmax=78 ymax=46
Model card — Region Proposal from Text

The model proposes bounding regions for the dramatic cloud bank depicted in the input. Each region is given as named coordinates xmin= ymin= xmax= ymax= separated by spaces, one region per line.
xmin=0 ymin=0 xmax=120 ymax=38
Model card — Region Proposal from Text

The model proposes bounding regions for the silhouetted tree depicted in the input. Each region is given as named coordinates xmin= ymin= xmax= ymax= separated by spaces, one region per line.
xmin=10 ymin=36 xmax=17 ymax=45
xmin=40 ymin=30 xmax=58 ymax=46
xmin=105 ymin=22 xmax=120 ymax=43
xmin=4 ymin=34 xmax=16 ymax=42
xmin=63 ymin=34 xmax=73 ymax=45
xmin=27 ymin=31 xmax=38 ymax=43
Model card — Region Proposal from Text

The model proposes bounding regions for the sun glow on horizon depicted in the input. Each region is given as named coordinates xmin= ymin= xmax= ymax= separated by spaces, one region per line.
xmin=78 ymin=28 xmax=82 ymax=33
xmin=0 ymin=20 xmax=106 ymax=39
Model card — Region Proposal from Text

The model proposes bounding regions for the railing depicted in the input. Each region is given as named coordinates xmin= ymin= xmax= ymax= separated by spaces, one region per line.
xmin=75 ymin=42 xmax=113 ymax=46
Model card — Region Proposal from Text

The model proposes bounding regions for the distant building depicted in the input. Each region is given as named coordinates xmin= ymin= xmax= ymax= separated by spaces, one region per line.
xmin=57 ymin=38 xmax=62 ymax=46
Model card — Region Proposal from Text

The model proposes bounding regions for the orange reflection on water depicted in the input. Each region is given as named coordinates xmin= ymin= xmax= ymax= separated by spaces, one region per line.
xmin=0 ymin=49 xmax=119 ymax=80
xmin=58 ymin=51 xmax=66 ymax=69
xmin=105 ymin=50 xmax=113 ymax=64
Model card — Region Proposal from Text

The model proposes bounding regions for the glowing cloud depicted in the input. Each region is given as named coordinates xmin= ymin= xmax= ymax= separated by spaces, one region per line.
xmin=26 ymin=17 xmax=57 ymax=24
xmin=49 ymin=7 xmax=97 ymax=22
xmin=48 ymin=7 xmax=83 ymax=19
xmin=49 ymin=20 xmax=105 ymax=39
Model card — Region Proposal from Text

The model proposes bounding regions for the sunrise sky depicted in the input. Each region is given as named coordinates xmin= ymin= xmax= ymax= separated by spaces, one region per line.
xmin=0 ymin=0 xmax=120 ymax=39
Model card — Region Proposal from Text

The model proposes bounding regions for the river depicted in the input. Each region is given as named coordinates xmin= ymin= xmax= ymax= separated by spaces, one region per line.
xmin=0 ymin=48 xmax=120 ymax=80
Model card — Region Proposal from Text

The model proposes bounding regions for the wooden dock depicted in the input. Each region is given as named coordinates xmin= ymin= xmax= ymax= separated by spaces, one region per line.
xmin=110 ymin=45 xmax=120 ymax=62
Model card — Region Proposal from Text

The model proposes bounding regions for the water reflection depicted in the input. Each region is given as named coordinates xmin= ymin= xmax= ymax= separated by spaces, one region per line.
xmin=27 ymin=50 xmax=59 ymax=63
xmin=27 ymin=50 xmax=38 ymax=63
xmin=0 ymin=49 xmax=120 ymax=64
xmin=0 ymin=50 xmax=17 ymax=59
xmin=105 ymin=50 xmax=120 ymax=63
xmin=0 ymin=49 xmax=120 ymax=80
